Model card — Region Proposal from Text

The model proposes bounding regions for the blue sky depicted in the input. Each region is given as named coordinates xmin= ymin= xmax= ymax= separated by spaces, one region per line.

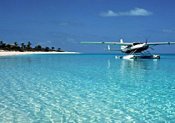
xmin=0 ymin=0 xmax=175 ymax=53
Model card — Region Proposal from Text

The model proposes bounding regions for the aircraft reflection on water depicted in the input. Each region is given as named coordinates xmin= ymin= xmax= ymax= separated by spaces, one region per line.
xmin=106 ymin=58 xmax=159 ymax=87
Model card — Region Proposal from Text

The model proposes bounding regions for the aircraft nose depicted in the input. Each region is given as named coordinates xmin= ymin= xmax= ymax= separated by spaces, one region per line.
xmin=143 ymin=43 xmax=148 ymax=47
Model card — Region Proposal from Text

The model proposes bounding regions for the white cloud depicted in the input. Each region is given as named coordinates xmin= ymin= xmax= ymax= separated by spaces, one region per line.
xmin=101 ymin=10 xmax=119 ymax=16
xmin=100 ymin=8 xmax=152 ymax=17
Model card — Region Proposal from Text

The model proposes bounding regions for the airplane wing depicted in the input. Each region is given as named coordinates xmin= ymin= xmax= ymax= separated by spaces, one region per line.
xmin=81 ymin=42 xmax=132 ymax=46
xmin=147 ymin=42 xmax=175 ymax=46
xmin=81 ymin=41 xmax=175 ymax=46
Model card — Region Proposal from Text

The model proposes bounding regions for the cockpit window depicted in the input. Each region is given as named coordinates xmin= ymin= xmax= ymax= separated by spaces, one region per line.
xmin=133 ymin=43 xmax=141 ymax=45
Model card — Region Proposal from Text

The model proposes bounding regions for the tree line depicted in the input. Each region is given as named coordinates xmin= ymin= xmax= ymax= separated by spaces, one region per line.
xmin=0 ymin=41 xmax=63 ymax=52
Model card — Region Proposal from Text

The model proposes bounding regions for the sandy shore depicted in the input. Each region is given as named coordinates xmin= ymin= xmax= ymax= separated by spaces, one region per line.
xmin=0 ymin=51 xmax=80 ymax=56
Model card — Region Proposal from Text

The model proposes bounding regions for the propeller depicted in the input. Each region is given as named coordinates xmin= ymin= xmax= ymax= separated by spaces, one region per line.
xmin=145 ymin=38 xmax=154 ymax=50
xmin=145 ymin=38 xmax=148 ymax=44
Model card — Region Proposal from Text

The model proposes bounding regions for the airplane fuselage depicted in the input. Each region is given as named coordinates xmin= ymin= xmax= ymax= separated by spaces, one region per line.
xmin=121 ymin=43 xmax=149 ymax=54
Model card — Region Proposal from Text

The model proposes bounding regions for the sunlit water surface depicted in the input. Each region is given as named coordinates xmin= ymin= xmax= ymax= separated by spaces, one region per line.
xmin=0 ymin=54 xmax=175 ymax=122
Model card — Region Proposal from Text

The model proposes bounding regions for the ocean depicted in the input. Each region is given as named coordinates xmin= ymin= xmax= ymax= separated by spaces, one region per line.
xmin=0 ymin=54 xmax=175 ymax=122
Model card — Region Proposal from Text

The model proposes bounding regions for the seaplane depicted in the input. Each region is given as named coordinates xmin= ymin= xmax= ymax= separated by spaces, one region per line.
xmin=81 ymin=39 xmax=175 ymax=59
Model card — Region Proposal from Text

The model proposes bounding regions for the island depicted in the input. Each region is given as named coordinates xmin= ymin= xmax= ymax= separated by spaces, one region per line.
xmin=0 ymin=41 xmax=63 ymax=52
xmin=0 ymin=41 xmax=78 ymax=56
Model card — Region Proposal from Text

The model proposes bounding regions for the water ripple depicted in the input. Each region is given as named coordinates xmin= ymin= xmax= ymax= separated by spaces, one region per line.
xmin=0 ymin=55 xmax=175 ymax=122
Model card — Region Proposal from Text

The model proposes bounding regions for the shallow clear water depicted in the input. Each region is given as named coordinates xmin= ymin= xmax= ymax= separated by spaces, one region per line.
xmin=0 ymin=54 xmax=175 ymax=122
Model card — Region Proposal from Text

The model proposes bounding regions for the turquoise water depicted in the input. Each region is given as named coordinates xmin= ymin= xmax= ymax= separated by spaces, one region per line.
xmin=0 ymin=54 xmax=175 ymax=122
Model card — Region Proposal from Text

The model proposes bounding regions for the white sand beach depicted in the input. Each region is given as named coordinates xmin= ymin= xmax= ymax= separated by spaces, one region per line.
xmin=0 ymin=51 xmax=79 ymax=56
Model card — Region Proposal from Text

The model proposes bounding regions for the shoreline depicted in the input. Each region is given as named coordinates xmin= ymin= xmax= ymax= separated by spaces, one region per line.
xmin=0 ymin=51 xmax=80 ymax=56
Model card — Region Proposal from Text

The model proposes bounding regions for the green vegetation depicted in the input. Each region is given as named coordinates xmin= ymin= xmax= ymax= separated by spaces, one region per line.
xmin=0 ymin=41 xmax=64 ymax=52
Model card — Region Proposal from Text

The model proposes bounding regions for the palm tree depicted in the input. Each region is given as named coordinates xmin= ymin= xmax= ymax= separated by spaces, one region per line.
xmin=57 ymin=48 xmax=61 ymax=52
xmin=14 ymin=42 xmax=18 ymax=47
xmin=27 ymin=41 xmax=32 ymax=50
xmin=13 ymin=42 xmax=20 ymax=51
xmin=0 ymin=41 xmax=6 ymax=50
xmin=0 ymin=41 xmax=3 ymax=45
xmin=21 ymin=43 xmax=26 ymax=51
xmin=0 ymin=41 xmax=4 ymax=49
xmin=51 ymin=47 xmax=55 ymax=51
xmin=34 ymin=45 xmax=42 ymax=51
xmin=44 ymin=47 xmax=50 ymax=51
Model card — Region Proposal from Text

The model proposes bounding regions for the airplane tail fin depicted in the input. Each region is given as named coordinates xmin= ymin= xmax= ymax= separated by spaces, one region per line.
xmin=120 ymin=38 xmax=123 ymax=43
xmin=120 ymin=39 xmax=125 ymax=50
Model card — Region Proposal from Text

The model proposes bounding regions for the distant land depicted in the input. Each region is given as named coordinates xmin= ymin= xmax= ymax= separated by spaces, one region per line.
xmin=0 ymin=40 xmax=64 ymax=52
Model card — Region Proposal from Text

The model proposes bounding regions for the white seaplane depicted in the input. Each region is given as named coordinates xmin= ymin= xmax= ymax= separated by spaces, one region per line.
xmin=81 ymin=39 xmax=175 ymax=59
